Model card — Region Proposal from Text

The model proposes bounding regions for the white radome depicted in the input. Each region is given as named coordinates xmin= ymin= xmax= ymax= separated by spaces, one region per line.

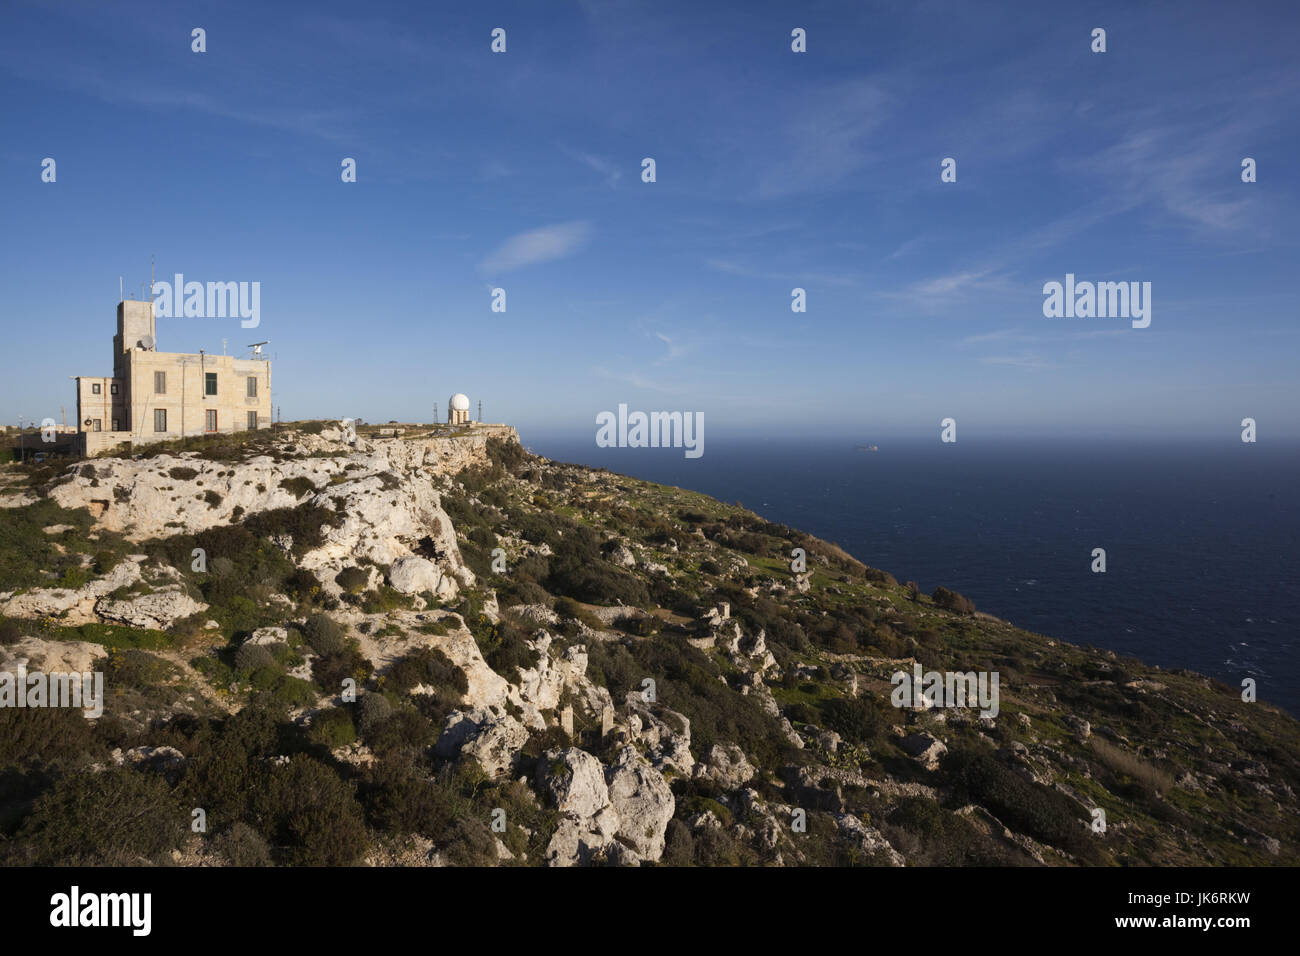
xmin=449 ymin=393 xmax=470 ymax=411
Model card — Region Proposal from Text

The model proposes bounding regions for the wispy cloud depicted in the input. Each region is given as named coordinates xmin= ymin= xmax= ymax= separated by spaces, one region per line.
xmin=652 ymin=331 xmax=689 ymax=364
xmin=704 ymin=258 xmax=859 ymax=287
xmin=882 ymin=269 xmax=1019 ymax=313
xmin=561 ymin=147 xmax=624 ymax=187
xmin=754 ymin=78 xmax=893 ymax=199
xmin=979 ymin=351 xmax=1056 ymax=369
xmin=479 ymin=221 xmax=593 ymax=274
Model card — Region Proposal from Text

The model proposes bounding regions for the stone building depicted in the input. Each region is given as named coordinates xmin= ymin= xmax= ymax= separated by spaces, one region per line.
xmin=74 ymin=300 xmax=272 ymax=455
xmin=448 ymin=392 xmax=471 ymax=425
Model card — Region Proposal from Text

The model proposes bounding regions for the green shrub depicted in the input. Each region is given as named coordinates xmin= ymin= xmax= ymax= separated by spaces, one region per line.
xmin=334 ymin=566 xmax=368 ymax=594
xmin=14 ymin=767 xmax=185 ymax=865
xmin=169 ymin=466 xmax=199 ymax=480
xmin=0 ymin=617 xmax=23 ymax=646
xmin=308 ymin=706 xmax=357 ymax=748
xmin=244 ymin=502 xmax=343 ymax=554
xmin=0 ymin=703 xmax=100 ymax=771
xmin=943 ymin=747 xmax=1092 ymax=857
xmin=235 ymin=642 xmax=276 ymax=673
xmin=356 ymin=693 xmax=393 ymax=736
xmin=312 ymin=647 xmax=372 ymax=693
xmin=387 ymin=647 xmax=468 ymax=698
xmin=301 ymin=613 xmax=346 ymax=656
xmin=215 ymin=821 xmax=272 ymax=866
xmin=932 ymin=586 xmax=975 ymax=615
xmin=279 ymin=476 xmax=317 ymax=500
xmin=818 ymin=696 xmax=888 ymax=746
xmin=363 ymin=705 xmax=436 ymax=759
xmin=362 ymin=760 xmax=452 ymax=836
xmin=266 ymin=674 xmax=319 ymax=708
xmin=251 ymin=754 xmax=367 ymax=865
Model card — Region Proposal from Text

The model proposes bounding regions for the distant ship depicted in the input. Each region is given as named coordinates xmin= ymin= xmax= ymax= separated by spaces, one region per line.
xmin=856 ymin=443 xmax=879 ymax=452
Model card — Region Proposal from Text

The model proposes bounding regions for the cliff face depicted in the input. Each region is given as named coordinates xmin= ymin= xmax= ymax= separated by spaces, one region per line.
xmin=0 ymin=425 xmax=1296 ymax=867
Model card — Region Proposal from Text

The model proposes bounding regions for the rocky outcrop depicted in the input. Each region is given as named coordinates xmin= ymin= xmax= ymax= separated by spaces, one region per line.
xmin=388 ymin=555 xmax=459 ymax=600
xmin=537 ymin=748 xmax=621 ymax=866
xmin=621 ymin=692 xmax=694 ymax=776
xmin=1 ymin=559 xmax=142 ymax=623
xmin=353 ymin=612 xmax=510 ymax=710
xmin=835 ymin=814 xmax=906 ymax=866
xmin=536 ymin=745 xmax=673 ymax=866
xmin=95 ymin=588 xmax=208 ymax=630
xmin=436 ymin=707 xmax=529 ymax=776
xmin=44 ymin=436 xmax=491 ymax=605
xmin=900 ymin=732 xmax=948 ymax=771
xmin=694 ymin=743 xmax=756 ymax=790
xmin=1 ymin=636 xmax=106 ymax=676
xmin=604 ymin=745 xmax=675 ymax=859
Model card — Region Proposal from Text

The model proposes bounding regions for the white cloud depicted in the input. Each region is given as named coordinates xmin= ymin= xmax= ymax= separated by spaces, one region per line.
xmin=479 ymin=221 xmax=593 ymax=274
xmin=562 ymin=147 xmax=623 ymax=186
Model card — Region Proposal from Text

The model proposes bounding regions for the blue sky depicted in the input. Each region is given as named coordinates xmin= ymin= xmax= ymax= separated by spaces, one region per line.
xmin=2 ymin=0 xmax=1297 ymax=441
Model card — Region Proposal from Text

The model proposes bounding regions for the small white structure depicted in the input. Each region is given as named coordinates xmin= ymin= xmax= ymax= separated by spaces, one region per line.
xmin=448 ymin=392 xmax=471 ymax=425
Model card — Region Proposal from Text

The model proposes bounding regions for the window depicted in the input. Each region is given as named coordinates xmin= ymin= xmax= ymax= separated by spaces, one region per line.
xmin=246 ymin=376 xmax=257 ymax=398
xmin=205 ymin=409 xmax=217 ymax=432
xmin=205 ymin=372 xmax=217 ymax=396
xmin=154 ymin=408 xmax=167 ymax=432
xmin=247 ymin=411 xmax=258 ymax=430
xmin=92 ymin=383 xmax=101 ymax=395
xmin=155 ymin=371 xmax=166 ymax=394
xmin=110 ymin=383 xmax=118 ymax=395
xmin=111 ymin=419 xmax=120 ymax=431
xmin=93 ymin=419 xmax=101 ymax=432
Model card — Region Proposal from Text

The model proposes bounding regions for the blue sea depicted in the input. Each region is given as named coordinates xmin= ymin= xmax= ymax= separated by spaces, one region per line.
xmin=527 ymin=435 xmax=1300 ymax=716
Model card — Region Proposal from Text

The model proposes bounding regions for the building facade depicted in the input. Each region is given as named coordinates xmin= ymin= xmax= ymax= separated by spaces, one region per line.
xmin=448 ymin=392 xmax=471 ymax=425
xmin=75 ymin=300 xmax=272 ymax=455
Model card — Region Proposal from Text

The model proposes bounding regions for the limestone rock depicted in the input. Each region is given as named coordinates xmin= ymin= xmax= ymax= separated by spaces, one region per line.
xmin=0 ymin=637 xmax=106 ymax=676
xmin=835 ymin=813 xmax=906 ymax=866
xmin=622 ymin=692 xmax=694 ymax=775
xmin=437 ymin=708 xmax=529 ymax=776
xmin=95 ymin=588 xmax=207 ymax=630
xmin=605 ymin=745 xmax=674 ymax=860
xmin=900 ymin=732 xmax=947 ymax=771
xmin=0 ymin=559 xmax=141 ymax=622
xmin=537 ymin=748 xmax=610 ymax=819
xmin=694 ymin=743 xmax=756 ymax=790
xmin=388 ymin=555 xmax=457 ymax=599
xmin=506 ymin=604 xmax=560 ymax=628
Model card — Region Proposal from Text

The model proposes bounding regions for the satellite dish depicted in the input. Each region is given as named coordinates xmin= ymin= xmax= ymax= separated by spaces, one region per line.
xmin=138 ymin=335 xmax=155 ymax=350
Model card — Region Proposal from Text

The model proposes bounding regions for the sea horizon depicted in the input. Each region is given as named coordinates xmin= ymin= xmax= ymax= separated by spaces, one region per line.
xmin=527 ymin=432 xmax=1300 ymax=716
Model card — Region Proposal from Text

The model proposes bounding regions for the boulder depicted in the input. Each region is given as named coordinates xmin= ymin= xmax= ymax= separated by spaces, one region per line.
xmin=605 ymin=745 xmax=674 ymax=860
xmin=694 ymin=743 xmax=756 ymax=790
xmin=537 ymin=748 xmax=610 ymax=819
xmin=437 ymin=708 xmax=529 ymax=776
xmin=900 ymin=732 xmax=947 ymax=771
xmin=389 ymin=556 xmax=457 ymax=599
